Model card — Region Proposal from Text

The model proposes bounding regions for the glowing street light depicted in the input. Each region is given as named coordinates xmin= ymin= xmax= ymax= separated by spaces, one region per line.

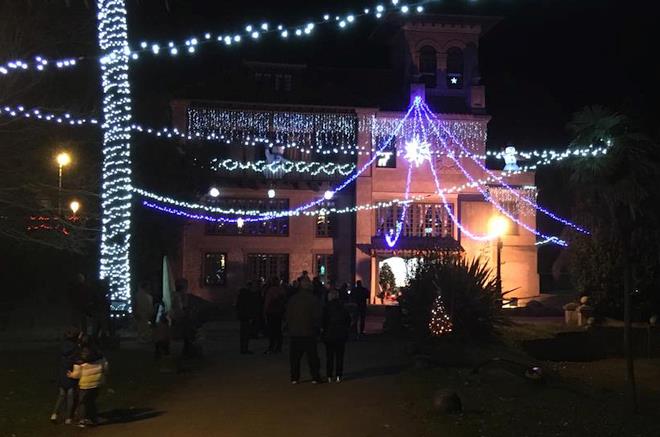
xmin=55 ymin=151 xmax=72 ymax=215
xmin=488 ymin=215 xmax=509 ymax=296
xmin=69 ymin=200 xmax=81 ymax=215
xmin=267 ymin=188 xmax=276 ymax=199
xmin=209 ymin=187 xmax=220 ymax=198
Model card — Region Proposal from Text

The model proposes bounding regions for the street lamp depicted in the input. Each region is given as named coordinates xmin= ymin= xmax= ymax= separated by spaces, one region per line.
xmin=488 ymin=215 xmax=509 ymax=296
xmin=69 ymin=200 xmax=81 ymax=215
xmin=55 ymin=152 xmax=72 ymax=215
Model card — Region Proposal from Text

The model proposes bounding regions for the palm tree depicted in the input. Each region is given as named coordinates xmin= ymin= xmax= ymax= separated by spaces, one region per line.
xmin=566 ymin=106 xmax=660 ymax=412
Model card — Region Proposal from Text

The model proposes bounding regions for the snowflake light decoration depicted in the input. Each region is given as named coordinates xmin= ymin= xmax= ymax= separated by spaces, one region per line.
xmin=404 ymin=136 xmax=431 ymax=167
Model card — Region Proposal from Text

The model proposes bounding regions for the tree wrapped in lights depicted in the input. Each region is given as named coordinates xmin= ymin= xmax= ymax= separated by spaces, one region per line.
xmin=429 ymin=295 xmax=453 ymax=336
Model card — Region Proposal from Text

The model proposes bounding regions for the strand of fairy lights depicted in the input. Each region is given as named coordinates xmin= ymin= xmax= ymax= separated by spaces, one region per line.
xmin=0 ymin=56 xmax=81 ymax=76
xmin=421 ymin=101 xmax=589 ymax=235
xmin=209 ymin=159 xmax=356 ymax=177
xmin=127 ymin=1 xmax=430 ymax=60
xmin=0 ymin=103 xmax=608 ymax=163
xmin=418 ymin=103 xmax=568 ymax=246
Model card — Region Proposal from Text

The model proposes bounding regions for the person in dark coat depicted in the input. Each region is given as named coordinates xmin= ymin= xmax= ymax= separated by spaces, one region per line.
xmin=286 ymin=283 xmax=322 ymax=384
xmin=263 ymin=277 xmax=286 ymax=353
xmin=236 ymin=283 xmax=257 ymax=354
xmin=352 ymin=280 xmax=370 ymax=336
xmin=322 ymin=290 xmax=352 ymax=383
xmin=50 ymin=327 xmax=80 ymax=424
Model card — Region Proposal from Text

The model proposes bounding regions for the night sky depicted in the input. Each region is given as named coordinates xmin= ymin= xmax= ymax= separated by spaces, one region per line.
xmin=126 ymin=0 xmax=659 ymax=147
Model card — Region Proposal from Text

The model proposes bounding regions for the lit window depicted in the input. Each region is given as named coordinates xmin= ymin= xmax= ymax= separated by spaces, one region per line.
xmin=246 ymin=253 xmax=289 ymax=283
xmin=203 ymin=253 xmax=227 ymax=286
xmin=315 ymin=254 xmax=334 ymax=285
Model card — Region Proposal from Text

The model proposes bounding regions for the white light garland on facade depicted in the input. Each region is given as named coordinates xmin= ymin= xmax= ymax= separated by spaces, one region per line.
xmin=97 ymin=0 xmax=134 ymax=313
xmin=209 ymin=158 xmax=356 ymax=176
xmin=187 ymin=106 xmax=357 ymax=155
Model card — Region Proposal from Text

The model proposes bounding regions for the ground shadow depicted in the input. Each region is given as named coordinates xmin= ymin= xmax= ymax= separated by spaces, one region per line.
xmin=98 ymin=407 xmax=164 ymax=425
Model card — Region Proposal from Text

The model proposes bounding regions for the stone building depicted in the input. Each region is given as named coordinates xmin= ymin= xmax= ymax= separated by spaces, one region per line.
xmin=167 ymin=15 xmax=539 ymax=305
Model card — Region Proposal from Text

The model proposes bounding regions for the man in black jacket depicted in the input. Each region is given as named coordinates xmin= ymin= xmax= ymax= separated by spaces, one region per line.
xmin=352 ymin=280 xmax=370 ymax=336
xmin=286 ymin=282 xmax=322 ymax=384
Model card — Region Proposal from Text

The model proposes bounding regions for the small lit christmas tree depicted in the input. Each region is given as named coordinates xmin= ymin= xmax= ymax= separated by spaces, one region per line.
xmin=429 ymin=295 xmax=453 ymax=336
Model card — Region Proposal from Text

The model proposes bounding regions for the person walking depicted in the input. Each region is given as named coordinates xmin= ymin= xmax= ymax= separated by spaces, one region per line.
xmin=322 ymin=290 xmax=351 ymax=383
xmin=263 ymin=277 xmax=286 ymax=354
xmin=352 ymin=280 xmax=370 ymax=337
xmin=67 ymin=345 xmax=109 ymax=428
xmin=286 ymin=280 xmax=322 ymax=384
xmin=134 ymin=281 xmax=154 ymax=343
xmin=50 ymin=327 xmax=80 ymax=424
xmin=236 ymin=283 xmax=257 ymax=354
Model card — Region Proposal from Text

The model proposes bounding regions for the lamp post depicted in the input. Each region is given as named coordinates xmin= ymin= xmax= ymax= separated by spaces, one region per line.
xmin=55 ymin=152 xmax=71 ymax=216
xmin=488 ymin=215 xmax=509 ymax=296
xmin=69 ymin=200 xmax=81 ymax=216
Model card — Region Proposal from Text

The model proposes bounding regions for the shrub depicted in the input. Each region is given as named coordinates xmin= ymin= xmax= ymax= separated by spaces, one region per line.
xmin=399 ymin=255 xmax=508 ymax=341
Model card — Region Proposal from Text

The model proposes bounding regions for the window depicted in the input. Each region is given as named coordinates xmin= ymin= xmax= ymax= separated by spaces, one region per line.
xmin=446 ymin=47 xmax=464 ymax=89
xmin=246 ymin=253 xmax=289 ymax=283
xmin=315 ymin=254 xmax=334 ymax=285
xmin=316 ymin=201 xmax=335 ymax=237
xmin=274 ymin=73 xmax=293 ymax=92
xmin=203 ymin=253 xmax=227 ymax=286
xmin=375 ymin=135 xmax=397 ymax=168
xmin=376 ymin=203 xmax=454 ymax=237
xmin=419 ymin=46 xmax=437 ymax=88
xmin=500 ymin=201 xmax=520 ymax=235
xmin=206 ymin=198 xmax=289 ymax=236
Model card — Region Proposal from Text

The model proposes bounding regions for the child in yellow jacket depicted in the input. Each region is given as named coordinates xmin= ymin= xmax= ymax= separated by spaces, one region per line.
xmin=67 ymin=347 xmax=109 ymax=427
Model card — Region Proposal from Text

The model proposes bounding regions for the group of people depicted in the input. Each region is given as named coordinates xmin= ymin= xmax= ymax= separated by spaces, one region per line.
xmin=133 ymin=278 xmax=199 ymax=361
xmin=51 ymin=328 xmax=109 ymax=428
xmin=236 ymin=271 xmax=370 ymax=383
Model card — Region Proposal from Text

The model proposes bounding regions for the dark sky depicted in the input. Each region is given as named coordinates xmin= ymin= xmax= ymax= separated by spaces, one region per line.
xmin=126 ymin=0 xmax=659 ymax=147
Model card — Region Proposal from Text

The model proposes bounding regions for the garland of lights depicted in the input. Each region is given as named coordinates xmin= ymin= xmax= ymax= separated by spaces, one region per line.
xmin=489 ymin=186 xmax=538 ymax=217
xmin=0 ymin=105 xmax=98 ymax=125
xmin=127 ymin=1 xmax=430 ymax=59
xmin=209 ymin=158 xmax=356 ymax=176
xmin=97 ymin=0 xmax=134 ymax=313
xmin=0 ymin=56 xmax=81 ymax=76
xmin=418 ymin=103 xmax=568 ymax=246
xmin=188 ymin=106 xmax=357 ymax=155
xmin=421 ymin=101 xmax=589 ymax=235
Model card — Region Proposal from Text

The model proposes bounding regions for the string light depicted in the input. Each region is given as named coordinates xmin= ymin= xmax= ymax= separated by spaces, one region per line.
xmin=0 ymin=105 xmax=98 ymax=125
xmin=418 ymin=103 xmax=568 ymax=246
xmin=209 ymin=187 xmax=220 ymax=197
xmin=0 ymin=56 xmax=81 ymax=76
xmin=127 ymin=0 xmax=430 ymax=60
xmin=209 ymin=158 xmax=356 ymax=177
xmin=97 ymin=0 xmax=134 ymax=313
xmin=429 ymin=295 xmax=453 ymax=336
xmin=421 ymin=101 xmax=589 ymax=235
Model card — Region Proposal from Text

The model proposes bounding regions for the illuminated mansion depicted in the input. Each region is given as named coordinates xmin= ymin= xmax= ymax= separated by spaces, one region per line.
xmin=164 ymin=15 xmax=540 ymax=305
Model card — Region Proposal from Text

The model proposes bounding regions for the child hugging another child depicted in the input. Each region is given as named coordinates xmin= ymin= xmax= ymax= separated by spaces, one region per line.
xmin=50 ymin=327 xmax=80 ymax=425
xmin=67 ymin=337 xmax=109 ymax=428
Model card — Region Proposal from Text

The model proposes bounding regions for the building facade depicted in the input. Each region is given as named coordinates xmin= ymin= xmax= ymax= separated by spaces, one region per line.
xmin=168 ymin=15 xmax=540 ymax=306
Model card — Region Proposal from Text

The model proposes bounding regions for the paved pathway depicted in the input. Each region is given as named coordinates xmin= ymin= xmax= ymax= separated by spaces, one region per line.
xmin=91 ymin=318 xmax=425 ymax=437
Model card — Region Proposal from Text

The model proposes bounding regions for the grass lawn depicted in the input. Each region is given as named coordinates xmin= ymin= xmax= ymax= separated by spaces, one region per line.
xmin=400 ymin=323 xmax=660 ymax=437
xmin=0 ymin=341 xmax=191 ymax=436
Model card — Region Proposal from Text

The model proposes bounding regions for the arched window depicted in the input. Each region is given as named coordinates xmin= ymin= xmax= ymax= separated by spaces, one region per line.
xmin=419 ymin=46 xmax=437 ymax=88
xmin=446 ymin=47 xmax=464 ymax=89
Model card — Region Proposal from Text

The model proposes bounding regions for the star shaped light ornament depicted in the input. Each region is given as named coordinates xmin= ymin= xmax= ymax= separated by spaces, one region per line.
xmin=404 ymin=136 xmax=432 ymax=167
xmin=450 ymin=77 xmax=458 ymax=84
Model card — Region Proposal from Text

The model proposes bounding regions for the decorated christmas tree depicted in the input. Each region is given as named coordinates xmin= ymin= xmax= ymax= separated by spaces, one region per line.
xmin=429 ymin=295 xmax=453 ymax=336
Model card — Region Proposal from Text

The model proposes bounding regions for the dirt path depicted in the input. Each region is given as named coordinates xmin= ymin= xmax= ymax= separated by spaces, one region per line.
xmin=90 ymin=320 xmax=424 ymax=437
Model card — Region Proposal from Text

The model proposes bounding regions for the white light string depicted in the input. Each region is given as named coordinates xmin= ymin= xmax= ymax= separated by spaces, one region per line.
xmin=126 ymin=1 xmax=430 ymax=60
xmin=418 ymin=104 xmax=568 ymax=246
xmin=209 ymin=158 xmax=356 ymax=177
xmin=421 ymin=101 xmax=589 ymax=235
xmin=0 ymin=104 xmax=99 ymax=125
xmin=0 ymin=56 xmax=82 ymax=76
